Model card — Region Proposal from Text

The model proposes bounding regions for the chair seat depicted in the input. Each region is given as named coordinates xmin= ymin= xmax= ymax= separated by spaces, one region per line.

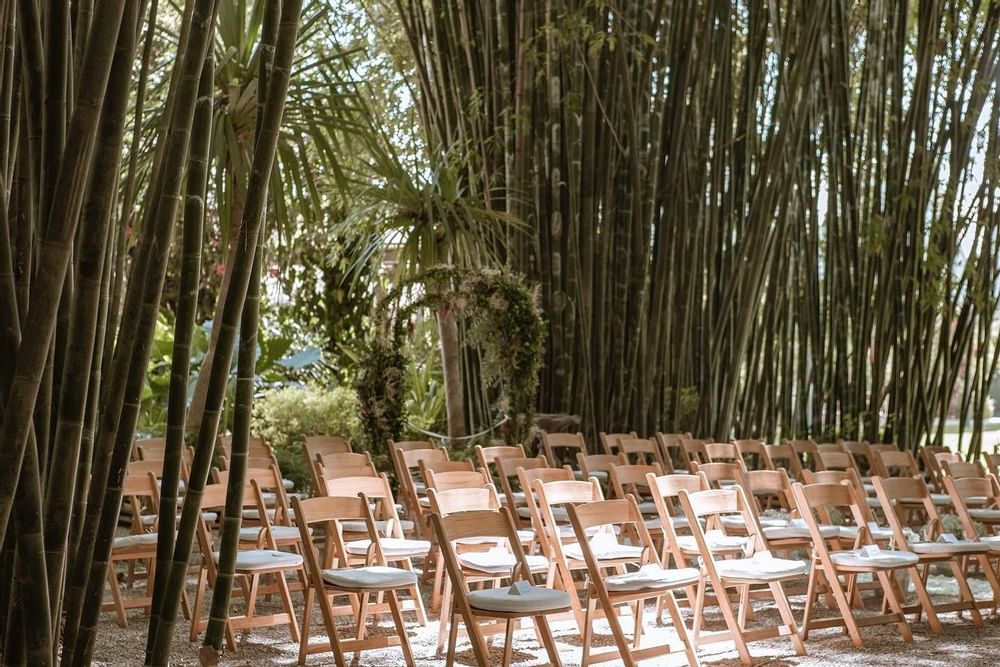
xmin=282 ymin=478 xmax=294 ymax=491
xmin=908 ymin=539 xmax=989 ymax=555
xmin=637 ymin=501 xmax=659 ymax=515
xmin=764 ymin=522 xmax=840 ymax=541
xmin=715 ymin=552 xmax=807 ymax=582
xmin=605 ymin=565 xmax=700 ymax=592
xmin=499 ymin=491 xmax=527 ymax=505
xmin=557 ymin=523 xmax=620 ymax=539
xmin=460 ymin=551 xmax=550 ymax=575
xmin=898 ymin=493 xmax=951 ymax=506
xmin=677 ymin=530 xmax=748 ymax=553
xmin=113 ymin=532 xmax=159 ymax=550
xmin=143 ymin=511 xmax=217 ymax=526
xmin=238 ymin=526 xmax=303 ymax=543
xmin=563 ymin=533 xmax=644 ymax=561
xmin=979 ymin=535 xmax=1000 ymax=551
xmin=241 ymin=508 xmax=295 ymax=521
xmin=213 ymin=549 xmax=303 ymax=572
xmin=341 ymin=519 xmax=416 ymax=534
xmin=467 ymin=582 xmax=571 ymax=614
xmin=721 ymin=514 xmax=784 ymax=530
xmin=829 ymin=549 xmax=918 ymax=569
xmin=458 ymin=529 xmax=535 ymax=546
xmin=969 ymin=508 xmax=1000 ymax=522
xmin=575 ymin=469 xmax=609 ymax=481
xmin=345 ymin=537 xmax=431 ymax=558
xmin=322 ymin=565 xmax=417 ymax=590
xmin=518 ymin=506 xmax=569 ymax=522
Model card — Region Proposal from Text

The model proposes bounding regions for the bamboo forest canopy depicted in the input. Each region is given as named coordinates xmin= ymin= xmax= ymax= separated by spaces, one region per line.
xmin=399 ymin=0 xmax=1000 ymax=453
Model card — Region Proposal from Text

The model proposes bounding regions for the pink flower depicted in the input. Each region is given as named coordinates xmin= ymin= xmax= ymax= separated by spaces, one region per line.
xmin=214 ymin=263 xmax=226 ymax=276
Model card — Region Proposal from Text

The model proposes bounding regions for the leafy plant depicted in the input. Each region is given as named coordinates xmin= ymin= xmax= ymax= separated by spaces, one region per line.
xmin=251 ymin=385 xmax=362 ymax=492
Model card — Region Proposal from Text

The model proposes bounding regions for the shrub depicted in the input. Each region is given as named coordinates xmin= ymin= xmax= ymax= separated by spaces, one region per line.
xmin=252 ymin=385 xmax=362 ymax=492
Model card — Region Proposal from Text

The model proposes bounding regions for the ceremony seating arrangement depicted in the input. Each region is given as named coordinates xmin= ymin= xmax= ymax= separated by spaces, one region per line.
xmin=103 ymin=430 xmax=1000 ymax=666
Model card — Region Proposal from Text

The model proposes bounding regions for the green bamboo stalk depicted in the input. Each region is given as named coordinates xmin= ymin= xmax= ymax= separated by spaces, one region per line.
xmin=147 ymin=1 xmax=303 ymax=662
xmin=145 ymin=49 xmax=213 ymax=660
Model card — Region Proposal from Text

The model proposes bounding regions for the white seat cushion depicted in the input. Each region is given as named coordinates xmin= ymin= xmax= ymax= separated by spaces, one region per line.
xmin=838 ymin=524 xmax=894 ymax=541
xmin=322 ymin=565 xmax=417 ymax=589
xmin=899 ymin=494 xmax=951 ymax=506
xmin=979 ymin=535 xmax=1000 ymax=551
xmin=467 ymin=582 xmax=571 ymax=614
xmin=575 ymin=469 xmax=608 ymax=481
xmin=341 ymin=519 xmax=416 ymax=534
xmin=459 ymin=550 xmax=550 ymax=574
xmin=908 ymin=539 xmax=989 ymax=555
xmin=238 ymin=526 xmax=303 ymax=542
xmin=644 ymin=515 xmax=691 ymax=531
xmin=563 ymin=532 xmax=644 ymax=561
xmin=764 ymin=522 xmax=840 ymax=541
xmin=715 ymin=552 xmax=807 ymax=581
xmin=345 ymin=537 xmax=431 ymax=558
xmin=500 ymin=491 xmax=527 ymax=504
xmin=677 ymin=530 xmax=748 ymax=553
xmin=556 ymin=523 xmax=621 ymax=539
xmin=829 ymin=549 xmax=919 ymax=569
xmin=113 ymin=533 xmax=159 ymax=550
xmin=604 ymin=565 xmax=700 ymax=592
xmin=457 ymin=529 xmax=535 ymax=546
xmin=213 ymin=549 xmax=303 ymax=571
xmin=282 ymin=478 xmax=294 ymax=491
xmin=721 ymin=514 xmax=785 ymax=530
xmin=637 ymin=501 xmax=659 ymax=515
xmin=969 ymin=508 xmax=1000 ymax=522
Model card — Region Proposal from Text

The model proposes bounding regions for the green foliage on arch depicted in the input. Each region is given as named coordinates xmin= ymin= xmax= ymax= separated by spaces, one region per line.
xmin=355 ymin=267 xmax=545 ymax=461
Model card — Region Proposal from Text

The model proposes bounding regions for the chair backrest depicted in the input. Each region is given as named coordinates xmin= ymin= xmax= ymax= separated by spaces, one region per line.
xmin=424 ymin=468 xmax=491 ymax=492
xmin=871 ymin=475 xmax=945 ymax=546
xmin=681 ymin=438 xmax=710 ymax=465
xmin=734 ymin=439 xmax=769 ymax=471
xmin=608 ymin=463 xmax=662 ymax=502
xmin=133 ymin=437 xmax=167 ymax=460
xmin=577 ymin=453 xmax=626 ymax=480
xmin=213 ymin=465 xmax=292 ymax=524
xmin=676 ymin=486 xmax=764 ymax=555
xmin=877 ymin=450 xmax=919 ymax=478
xmin=763 ymin=444 xmax=803 ymax=480
xmin=389 ymin=439 xmax=436 ymax=453
xmin=293 ymin=494 xmax=387 ymax=575
xmin=315 ymin=452 xmax=377 ymax=484
xmin=217 ymin=434 xmax=271 ymax=459
xmin=919 ymin=445 xmax=951 ymax=489
xmin=531 ymin=478 xmax=604 ymax=559
xmin=420 ymin=458 xmax=474 ymax=475
xmin=323 ymin=473 xmax=404 ymax=536
xmin=303 ymin=435 xmax=351 ymax=462
xmin=475 ymin=443 xmax=526 ymax=481
xmin=941 ymin=460 xmax=985 ymax=479
xmin=655 ymin=432 xmax=690 ymax=469
xmin=691 ymin=461 xmax=744 ymax=488
xmin=736 ymin=468 xmax=794 ymax=514
xmin=566 ymin=497 xmax=660 ymax=573
xmin=817 ymin=442 xmax=844 ymax=453
xmin=801 ymin=467 xmax=876 ymax=524
xmin=539 ymin=432 xmax=586 ymax=466
xmin=128 ymin=459 xmax=165 ymax=477
xmin=817 ymin=450 xmax=856 ymax=473
xmin=427 ymin=485 xmax=502 ymax=515
xmin=841 ymin=440 xmax=885 ymax=477
xmin=943 ymin=475 xmax=1000 ymax=540
xmin=617 ymin=437 xmax=663 ymax=467
xmin=121 ymin=472 xmax=160 ymax=533
xmin=790 ymin=481 xmax=871 ymax=540
xmin=704 ymin=442 xmax=740 ymax=464
xmin=786 ymin=439 xmax=824 ymax=472
xmin=983 ymin=453 xmax=1000 ymax=478
xmin=870 ymin=443 xmax=898 ymax=454
xmin=599 ymin=431 xmax=638 ymax=455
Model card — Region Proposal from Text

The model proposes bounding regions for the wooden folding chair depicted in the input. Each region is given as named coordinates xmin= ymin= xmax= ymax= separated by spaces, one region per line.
xmin=801 ymin=469 xmax=895 ymax=543
xmin=314 ymin=451 xmax=377 ymax=485
xmin=842 ymin=441 xmax=885 ymax=480
xmin=734 ymin=439 xmax=770 ymax=472
xmin=577 ymin=452 xmax=626 ymax=490
xmin=763 ymin=443 xmax=804 ymax=480
xmin=943 ymin=474 xmax=1000 ymax=607
xmin=791 ymin=480 xmax=936 ymax=647
xmin=104 ymin=472 xmax=162 ymax=627
xmin=217 ymin=434 xmax=272 ymax=460
xmin=873 ymin=475 xmax=990 ymax=627
xmin=608 ymin=462 xmax=663 ymax=517
xmin=677 ymin=486 xmax=807 ymax=665
xmin=531 ymin=477 xmax=610 ymax=631
xmin=430 ymin=507 xmax=568 ymax=667
xmin=475 ymin=443 xmax=527 ymax=487
xmin=389 ymin=438 xmax=436 ymax=452
xmin=983 ymin=453 xmax=1000 ymax=478
xmin=323 ymin=474 xmax=429 ymax=626
xmin=655 ymin=432 xmax=691 ymax=471
xmin=540 ymin=431 xmax=587 ymax=468
xmin=191 ymin=483 xmax=302 ymax=650
xmin=599 ymin=430 xmax=638 ymax=456
xmin=133 ymin=437 xmax=167 ymax=460
xmin=567 ymin=497 xmax=701 ymax=667
xmin=735 ymin=468 xmax=841 ymax=552
xmin=394 ymin=446 xmax=449 ymax=537
xmin=878 ymin=450 xmax=952 ymax=510
xmin=681 ymin=438 xmax=711 ymax=466
xmin=496 ymin=455 xmax=551 ymax=526
xmin=304 ymin=434 xmax=351 ymax=459
xmin=294 ymin=494 xmax=416 ymax=666
xmin=919 ymin=446 xmax=952 ymax=489
xmin=690 ymin=461 xmax=745 ymax=487
xmin=787 ymin=439 xmax=824 ymax=472
xmin=617 ymin=437 xmax=664 ymax=467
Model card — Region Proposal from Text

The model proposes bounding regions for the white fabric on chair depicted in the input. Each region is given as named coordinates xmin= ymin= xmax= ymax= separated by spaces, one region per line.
xmin=838 ymin=524 xmax=894 ymax=541
xmin=467 ymin=582 xmax=571 ymax=614
xmin=113 ymin=533 xmax=159 ymax=550
xmin=907 ymin=539 xmax=988 ymax=555
xmin=213 ymin=549 xmax=303 ymax=571
xmin=459 ymin=549 xmax=550 ymax=574
xmin=969 ymin=508 xmax=1000 ymax=522
xmin=345 ymin=537 xmax=431 ymax=558
xmin=238 ymin=525 xmax=304 ymax=542
xmin=340 ymin=519 xmax=416 ymax=534
xmin=604 ymin=564 xmax=700 ymax=592
xmin=563 ymin=531 xmax=644 ymax=561
xmin=715 ymin=551 xmax=807 ymax=581
xmin=764 ymin=520 xmax=840 ymax=541
xmin=829 ymin=549 xmax=918 ymax=568
xmin=322 ymin=565 xmax=417 ymax=589
xmin=677 ymin=529 xmax=748 ymax=553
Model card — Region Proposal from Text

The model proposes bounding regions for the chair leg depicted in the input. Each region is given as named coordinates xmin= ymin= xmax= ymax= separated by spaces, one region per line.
xmin=387 ymin=589 xmax=416 ymax=666
xmin=713 ymin=583 xmax=753 ymax=666
xmin=437 ymin=577 xmax=452 ymax=655
xmin=769 ymin=581 xmax=805 ymax=656
xmin=108 ymin=564 xmax=128 ymax=628
xmin=581 ymin=597 xmax=595 ymax=667
xmin=298 ymin=586 xmax=314 ymax=666
xmin=907 ymin=565 xmax=943 ymax=634
xmin=447 ymin=608 xmax=459 ymax=667
xmin=661 ymin=591 xmax=700 ymax=667
xmin=189 ymin=567 xmax=208 ymax=642
xmin=535 ymin=613 xmax=563 ymax=667
xmin=502 ymin=619 xmax=514 ymax=667
xmin=801 ymin=564 xmax=819 ymax=640
xmin=878 ymin=570 xmax=913 ymax=642
xmin=603 ymin=590 xmax=638 ymax=667
xmin=949 ymin=560 xmax=983 ymax=627
xmin=356 ymin=591 xmax=370 ymax=644
xmin=692 ymin=577 xmax=706 ymax=645
xmin=275 ymin=570 xmax=301 ymax=641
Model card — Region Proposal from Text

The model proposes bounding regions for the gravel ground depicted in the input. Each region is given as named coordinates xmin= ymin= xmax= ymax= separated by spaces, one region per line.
xmin=93 ymin=560 xmax=1000 ymax=666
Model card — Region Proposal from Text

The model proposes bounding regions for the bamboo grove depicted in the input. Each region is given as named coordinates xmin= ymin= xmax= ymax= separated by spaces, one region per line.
xmin=0 ymin=0 xmax=304 ymax=664
xmin=399 ymin=0 xmax=1000 ymax=453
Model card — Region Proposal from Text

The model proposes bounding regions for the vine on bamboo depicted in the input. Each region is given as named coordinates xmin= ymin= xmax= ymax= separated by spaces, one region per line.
xmin=355 ymin=267 xmax=545 ymax=455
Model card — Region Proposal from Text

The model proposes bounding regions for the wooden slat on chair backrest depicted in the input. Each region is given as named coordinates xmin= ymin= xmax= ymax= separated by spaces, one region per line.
xmin=540 ymin=432 xmax=586 ymax=465
xmin=599 ymin=431 xmax=637 ymax=456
